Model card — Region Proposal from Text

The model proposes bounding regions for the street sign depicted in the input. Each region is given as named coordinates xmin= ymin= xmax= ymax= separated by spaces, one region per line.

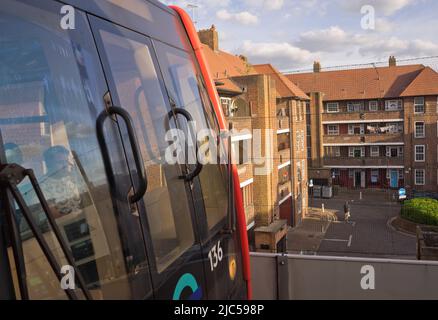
xmin=399 ymin=188 xmax=406 ymax=200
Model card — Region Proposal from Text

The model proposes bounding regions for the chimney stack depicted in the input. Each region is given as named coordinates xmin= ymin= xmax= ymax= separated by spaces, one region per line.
xmin=389 ymin=56 xmax=396 ymax=67
xmin=198 ymin=24 xmax=219 ymax=51
xmin=313 ymin=61 xmax=321 ymax=73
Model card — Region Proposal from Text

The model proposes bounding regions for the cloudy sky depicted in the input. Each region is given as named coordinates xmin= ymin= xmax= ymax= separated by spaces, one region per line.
xmin=160 ymin=0 xmax=438 ymax=71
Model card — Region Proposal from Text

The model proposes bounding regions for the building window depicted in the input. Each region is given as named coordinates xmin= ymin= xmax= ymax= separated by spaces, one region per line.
xmin=415 ymin=169 xmax=425 ymax=185
xmin=220 ymin=97 xmax=232 ymax=116
xmin=386 ymin=146 xmax=402 ymax=158
xmin=347 ymin=102 xmax=364 ymax=112
xmin=370 ymin=146 xmax=380 ymax=157
xmin=306 ymin=101 xmax=310 ymax=114
xmin=399 ymin=169 xmax=404 ymax=180
xmin=415 ymin=145 xmax=425 ymax=162
xmin=385 ymin=99 xmax=402 ymax=111
xmin=241 ymin=183 xmax=254 ymax=208
xmin=327 ymin=102 xmax=339 ymax=113
xmin=307 ymin=147 xmax=311 ymax=159
xmin=415 ymin=121 xmax=425 ymax=138
xmin=414 ymin=97 xmax=425 ymax=114
xmin=369 ymin=101 xmax=378 ymax=111
xmin=348 ymin=124 xmax=364 ymax=135
xmin=332 ymin=168 xmax=340 ymax=178
xmin=277 ymin=132 xmax=290 ymax=151
xmin=306 ymin=124 xmax=311 ymax=136
xmin=327 ymin=125 xmax=339 ymax=135
xmin=278 ymin=165 xmax=291 ymax=185
xmin=371 ymin=170 xmax=379 ymax=184
xmin=349 ymin=147 xmax=365 ymax=158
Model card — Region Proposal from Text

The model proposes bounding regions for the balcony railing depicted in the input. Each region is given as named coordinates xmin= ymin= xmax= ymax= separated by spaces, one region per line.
xmin=323 ymin=133 xmax=403 ymax=145
xmin=322 ymin=110 xmax=403 ymax=122
xmin=324 ymin=156 xmax=404 ymax=167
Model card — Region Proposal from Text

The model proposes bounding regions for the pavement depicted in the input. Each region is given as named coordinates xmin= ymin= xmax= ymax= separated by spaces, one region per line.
xmin=287 ymin=188 xmax=417 ymax=259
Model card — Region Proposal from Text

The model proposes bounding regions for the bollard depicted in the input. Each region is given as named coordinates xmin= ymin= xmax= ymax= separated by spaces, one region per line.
xmin=322 ymin=203 xmax=325 ymax=213
xmin=359 ymin=191 xmax=362 ymax=200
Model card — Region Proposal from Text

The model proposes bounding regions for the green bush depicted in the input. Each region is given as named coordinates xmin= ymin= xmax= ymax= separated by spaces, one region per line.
xmin=401 ymin=198 xmax=438 ymax=226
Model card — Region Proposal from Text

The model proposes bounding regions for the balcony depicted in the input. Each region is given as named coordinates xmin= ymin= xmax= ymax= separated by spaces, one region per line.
xmin=323 ymin=133 xmax=403 ymax=145
xmin=322 ymin=110 xmax=403 ymax=123
xmin=324 ymin=156 xmax=404 ymax=167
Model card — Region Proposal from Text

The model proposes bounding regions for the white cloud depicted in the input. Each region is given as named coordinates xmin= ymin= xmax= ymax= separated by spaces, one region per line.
xmin=216 ymin=9 xmax=258 ymax=25
xmin=359 ymin=36 xmax=438 ymax=57
xmin=243 ymin=0 xmax=284 ymax=10
xmin=237 ymin=40 xmax=314 ymax=69
xmin=296 ymin=26 xmax=364 ymax=52
xmin=340 ymin=0 xmax=416 ymax=16
xmin=375 ymin=18 xmax=395 ymax=32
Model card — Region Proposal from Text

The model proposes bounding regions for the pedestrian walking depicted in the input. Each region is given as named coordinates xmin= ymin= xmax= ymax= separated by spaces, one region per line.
xmin=344 ymin=200 xmax=351 ymax=222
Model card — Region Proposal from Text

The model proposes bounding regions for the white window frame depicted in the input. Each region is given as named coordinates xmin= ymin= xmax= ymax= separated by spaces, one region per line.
xmin=349 ymin=147 xmax=365 ymax=158
xmin=385 ymin=99 xmax=403 ymax=111
xmin=415 ymin=145 xmax=425 ymax=162
xmin=369 ymin=100 xmax=378 ymax=111
xmin=414 ymin=97 xmax=425 ymax=114
xmin=327 ymin=102 xmax=339 ymax=113
xmin=220 ymin=97 xmax=232 ymax=116
xmin=327 ymin=125 xmax=339 ymax=135
xmin=414 ymin=121 xmax=425 ymax=138
xmin=348 ymin=124 xmax=364 ymax=135
xmin=386 ymin=146 xmax=401 ymax=158
xmin=370 ymin=146 xmax=379 ymax=157
xmin=347 ymin=102 xmax=364 ymax=112
xmin=415 ymin=169 xmax=425 ymax=185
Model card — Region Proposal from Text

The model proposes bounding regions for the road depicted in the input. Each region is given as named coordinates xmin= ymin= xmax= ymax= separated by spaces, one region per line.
xmin=288 ymin=189 xmax=416 ymax=259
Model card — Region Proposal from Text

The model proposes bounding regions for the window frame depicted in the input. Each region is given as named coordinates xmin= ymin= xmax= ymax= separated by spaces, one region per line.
xmin=370 ymin=146 xmax=380 ymax=157
xmin=415 ymin=145 xmax=425 ymax=162
xmin=369 ymin=100 xmax=378 ymax=112
xmin=414 ymin=96 xmax=425 ymax=114
xmin=327 ymin=124 xmax=339 ymax=135
xmin=326 ymin=102 xmax=339 ymax=113
xmin=415 ymin=169 xmax=425 ymax=185
xmin=414 ymin=121 xmax=425 ymax=138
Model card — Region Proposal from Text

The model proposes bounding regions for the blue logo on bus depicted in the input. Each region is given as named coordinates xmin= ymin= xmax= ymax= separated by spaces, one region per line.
xmin=172 ymin=273 xmax=202 ymax=300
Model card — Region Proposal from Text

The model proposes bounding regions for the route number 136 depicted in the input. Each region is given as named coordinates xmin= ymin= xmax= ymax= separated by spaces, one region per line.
xmin=208 ymin=240 xmax=223 ymax=271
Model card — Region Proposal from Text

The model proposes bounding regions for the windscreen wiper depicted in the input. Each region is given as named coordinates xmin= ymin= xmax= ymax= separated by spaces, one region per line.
xmin=0 ymin=163 xmax=93 ymax=300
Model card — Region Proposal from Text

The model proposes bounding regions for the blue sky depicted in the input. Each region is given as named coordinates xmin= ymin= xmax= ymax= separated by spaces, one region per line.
xmin=161 ymin=0 xmax=438 ymax=71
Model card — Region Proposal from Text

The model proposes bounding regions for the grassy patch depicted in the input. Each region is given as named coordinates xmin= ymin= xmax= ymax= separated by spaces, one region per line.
xmin=401 ymin=198 xmax=438 ymax=226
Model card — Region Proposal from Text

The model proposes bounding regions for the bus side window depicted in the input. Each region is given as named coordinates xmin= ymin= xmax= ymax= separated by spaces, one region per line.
xmin=153 ymin=41 xmax=229 ymax=232
xmin=0 ymin=0 xmax=151 ymax=299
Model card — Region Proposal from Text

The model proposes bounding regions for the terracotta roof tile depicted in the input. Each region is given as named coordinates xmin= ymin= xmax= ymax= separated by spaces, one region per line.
xmin=285 ymin=64 xmax=429 ymax=101
xmin=400 ymin=67 xmax=438 ymax=97
xmin=253 ymin=64 xmax=309 ymax=100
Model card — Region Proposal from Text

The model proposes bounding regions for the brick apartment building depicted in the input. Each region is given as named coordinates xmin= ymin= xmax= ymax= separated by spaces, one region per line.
xmin=199 ymin=25 xmax=309 ymax=252
xmin=286 ymin=58 xmax=438 ymax=195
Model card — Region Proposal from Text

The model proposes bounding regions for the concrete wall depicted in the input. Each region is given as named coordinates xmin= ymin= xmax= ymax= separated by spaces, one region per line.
xmin=251 ymin=252 xmax=438 ymax=299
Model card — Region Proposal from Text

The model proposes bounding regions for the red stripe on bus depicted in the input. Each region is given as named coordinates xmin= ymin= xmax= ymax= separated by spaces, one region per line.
xmin=170 ymin=5 xmax=252 ymax=300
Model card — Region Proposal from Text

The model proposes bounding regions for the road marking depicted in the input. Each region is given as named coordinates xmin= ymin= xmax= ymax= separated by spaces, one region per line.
xmin=322 ymin=238 xmax=349 ymax=242
xmin=347 ymin=234 xmax=352 ymax=247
